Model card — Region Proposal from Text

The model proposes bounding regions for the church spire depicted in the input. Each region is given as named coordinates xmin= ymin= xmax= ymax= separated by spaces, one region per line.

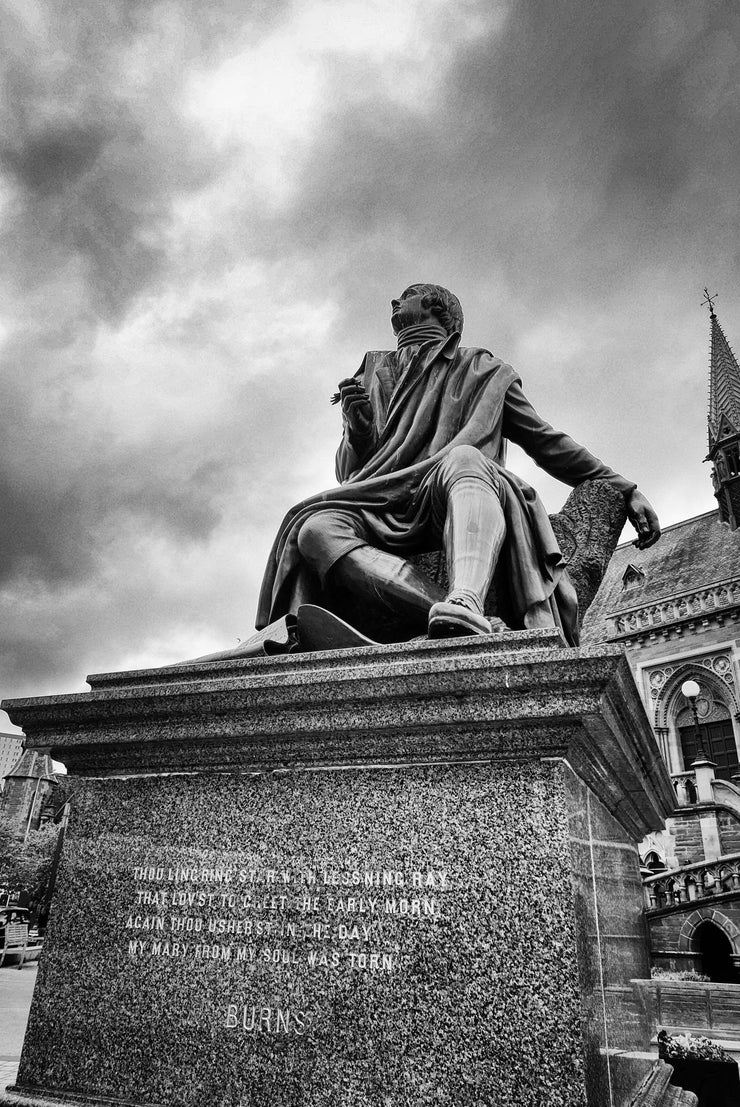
xmin=705 ymin=290 xmax=740 ymax=529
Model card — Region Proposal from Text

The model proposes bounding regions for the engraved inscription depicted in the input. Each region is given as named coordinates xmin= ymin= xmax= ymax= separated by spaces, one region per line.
xmin=224 ymin=1005 xmax=308 ymax=1034
xmin=123 ymin=864 xmax=448 ymax=976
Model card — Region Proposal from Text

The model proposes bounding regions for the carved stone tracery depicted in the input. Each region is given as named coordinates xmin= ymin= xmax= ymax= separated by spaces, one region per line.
xmin=647 ymin=653 xmax=739 ymax=730
xmin=610 ymin=580 xmax=740 ymax=638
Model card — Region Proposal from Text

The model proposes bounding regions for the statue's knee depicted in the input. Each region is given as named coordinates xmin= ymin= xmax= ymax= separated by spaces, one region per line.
xmin=443 ymin=442 xmax=487 ymax=473
xmin=297 ymin=512 xmax=362 ymax=573
xmin=296 ymin=517 xmax=326 ymax=566
xmin=439 ymin=444 xmax=491 ymax=488
xmin=445 ymin=444 xmax=486 ymax=472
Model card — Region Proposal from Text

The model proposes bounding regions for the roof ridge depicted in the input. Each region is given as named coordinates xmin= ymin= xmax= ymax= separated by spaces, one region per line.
xmin=609 ymin=572 xmax=740 ymax=614
xmin=613 ymin=508 xmax=723 ymax=549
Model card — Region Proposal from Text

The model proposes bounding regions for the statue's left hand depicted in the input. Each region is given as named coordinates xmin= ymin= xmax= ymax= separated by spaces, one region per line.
xmin=626 ymin=489 xmax=661 ymax=549
xmin=338 ymin=377 xmax=373 ymax=437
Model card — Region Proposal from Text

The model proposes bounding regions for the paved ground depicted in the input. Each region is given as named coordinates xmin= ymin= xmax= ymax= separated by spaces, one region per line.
xmin=0 ymin=963 xmax=37 ymax=1090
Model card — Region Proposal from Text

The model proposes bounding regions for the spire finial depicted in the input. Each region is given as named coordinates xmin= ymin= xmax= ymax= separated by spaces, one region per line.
xmin=702 ymin=287 xmax=719 ymax=316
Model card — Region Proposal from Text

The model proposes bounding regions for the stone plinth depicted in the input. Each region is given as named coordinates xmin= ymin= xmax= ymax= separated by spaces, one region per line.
xmin=1 ymin=632 xmax=675 ymax=1107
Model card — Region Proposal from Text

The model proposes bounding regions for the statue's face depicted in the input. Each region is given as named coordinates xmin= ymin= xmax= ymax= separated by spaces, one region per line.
xmin=390 ymin=285 xmax=436 ymax=333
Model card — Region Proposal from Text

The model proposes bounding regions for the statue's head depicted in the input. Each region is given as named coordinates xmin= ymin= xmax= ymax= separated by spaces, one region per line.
xmin=391 ymin=284 xmax=464 ymax=336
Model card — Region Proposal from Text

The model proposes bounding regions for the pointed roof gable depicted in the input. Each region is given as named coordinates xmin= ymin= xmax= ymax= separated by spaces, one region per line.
xmin=621 ymin=563 xmax=645 ymax=587
xmin=708 ymin=307 xmax=740 ymax=447
xmin=4 ymin=748 xmax=57 ymax=783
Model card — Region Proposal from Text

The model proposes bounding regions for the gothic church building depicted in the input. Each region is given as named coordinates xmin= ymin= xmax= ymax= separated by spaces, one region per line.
xmin=583 ymin=299 xmax=740 ymax=983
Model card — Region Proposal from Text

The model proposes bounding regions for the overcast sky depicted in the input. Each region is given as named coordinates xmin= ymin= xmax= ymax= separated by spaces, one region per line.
xmin=1 ymin=0 xmax=739 ymax=732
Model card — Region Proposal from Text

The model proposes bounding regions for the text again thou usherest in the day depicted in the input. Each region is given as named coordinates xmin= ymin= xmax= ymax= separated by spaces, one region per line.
xmin=125 ymin=865 xmax=449 ymax=973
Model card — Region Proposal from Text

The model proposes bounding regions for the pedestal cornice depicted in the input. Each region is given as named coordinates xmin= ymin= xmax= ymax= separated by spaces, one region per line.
xmin=2 ymin=631 xmax=675 ymax=840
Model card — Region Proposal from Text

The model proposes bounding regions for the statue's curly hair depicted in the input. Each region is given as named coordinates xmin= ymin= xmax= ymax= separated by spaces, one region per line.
xmin=402 ymin=283 xmax=464 ymax=335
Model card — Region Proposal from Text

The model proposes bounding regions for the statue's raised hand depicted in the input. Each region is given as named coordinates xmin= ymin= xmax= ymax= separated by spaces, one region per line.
xmin=337 ymin=378 xmax=373 ymax=437
xmin=627 ymin=488 xmax=661 ymax=549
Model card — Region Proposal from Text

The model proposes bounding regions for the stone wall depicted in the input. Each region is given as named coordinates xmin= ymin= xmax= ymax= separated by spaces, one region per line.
xmin=633 ymin=977 xmax=740 ymax=1040
xmin=719 ymin=809 xmax=740 ymax=855
xmin=668 ymin=816 xmax=705 ymax=867
xmin=659 ymin=804 xmax=740 ymax=867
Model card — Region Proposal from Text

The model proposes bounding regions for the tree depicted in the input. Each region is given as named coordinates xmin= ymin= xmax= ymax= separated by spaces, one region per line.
xmin=0 ymin=814 xmax=60 ymax=907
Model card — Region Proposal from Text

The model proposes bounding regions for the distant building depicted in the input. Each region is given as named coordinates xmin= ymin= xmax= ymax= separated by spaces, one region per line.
xmin=583 ymin=297 xmax=740 ymax=984
xmin=583 ymin=510 xmax=740 ymax=788
xmin=0 ymin=732 xmax=24 ymax=791
xmin=0 ymin=749 xmax=66 ymax=833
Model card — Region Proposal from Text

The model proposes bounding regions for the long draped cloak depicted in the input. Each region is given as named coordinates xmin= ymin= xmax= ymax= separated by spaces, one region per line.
xmin=256 ymin=333 xmax=634 ymax=644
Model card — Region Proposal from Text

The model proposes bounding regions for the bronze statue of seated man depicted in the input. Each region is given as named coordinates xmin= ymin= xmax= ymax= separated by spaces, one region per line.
xmin=191 ymin=283 xmax=660 ymax=660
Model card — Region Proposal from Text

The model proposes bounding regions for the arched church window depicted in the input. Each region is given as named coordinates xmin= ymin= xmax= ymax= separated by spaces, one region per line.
xmin=721 ymin=442 xmax=740 ymax=477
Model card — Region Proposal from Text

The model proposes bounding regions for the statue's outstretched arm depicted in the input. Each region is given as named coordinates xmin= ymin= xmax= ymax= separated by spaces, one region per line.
xmin=502 ymin=380 xmax=633 ymax=490
xmin=502 ymin=380 xmax=660 ymax=547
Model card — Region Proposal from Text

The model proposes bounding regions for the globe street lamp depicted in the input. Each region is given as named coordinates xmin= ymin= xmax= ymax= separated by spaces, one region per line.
xmin=681 ymin=679 xmax=707 ymax=762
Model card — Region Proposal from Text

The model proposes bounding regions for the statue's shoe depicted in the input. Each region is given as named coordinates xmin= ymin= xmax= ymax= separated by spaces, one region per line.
xmin=427 ymin=601 xmax=493 ymax=638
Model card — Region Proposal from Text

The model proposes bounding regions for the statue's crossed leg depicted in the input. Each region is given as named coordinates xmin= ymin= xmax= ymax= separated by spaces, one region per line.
xmin=298 ymin=444 xmax=507 ymax=640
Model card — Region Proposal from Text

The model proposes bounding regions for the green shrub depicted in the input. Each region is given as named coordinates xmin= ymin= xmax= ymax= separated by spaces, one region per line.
xmin=651 ymin=967 xmax=710 ymax=982
xmin=658 ymin=1030 xmax=730 ymax=1062
xmin=0 ymin=814 xmax=60 ymax=905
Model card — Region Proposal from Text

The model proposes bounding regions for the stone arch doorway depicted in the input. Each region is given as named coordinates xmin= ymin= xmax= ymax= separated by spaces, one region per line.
xmin=679 ymin=908 xmax=740 ymax=981
xmin=693 ymin=920 xmax=739 ymax=983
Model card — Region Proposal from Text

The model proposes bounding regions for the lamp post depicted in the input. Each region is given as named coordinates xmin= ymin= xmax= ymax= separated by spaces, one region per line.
xmin=682 ymin=678 xmax=716 ymax=805
xmin=681 ymin=679 xmax=705 ymax=760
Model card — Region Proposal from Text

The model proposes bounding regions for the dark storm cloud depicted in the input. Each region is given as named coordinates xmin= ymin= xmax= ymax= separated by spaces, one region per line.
xmin=1 ymin=122 xmax=108 ymax=196
xmin=0 ymin=456 xmax=226 ymax=589
xmin=276 ymin=1 xmax=739 ymax=318
xmin=0 ymin=0 xmax=294 ymax=318
xmin=0 ymin=472 xmax=92 ymax=584
xmin=0 ymin=0 xmax=297 ymax=600
xmin=246 ymin=0 xmax=739 ymax=535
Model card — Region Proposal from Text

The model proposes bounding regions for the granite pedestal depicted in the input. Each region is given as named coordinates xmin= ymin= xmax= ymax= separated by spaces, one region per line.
xmin=1 ymin=632 xmax=675 ymax=1107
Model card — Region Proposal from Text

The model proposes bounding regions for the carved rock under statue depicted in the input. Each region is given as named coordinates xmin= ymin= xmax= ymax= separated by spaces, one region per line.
xmin=193 ymin=284 xmax=658 ymax=661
